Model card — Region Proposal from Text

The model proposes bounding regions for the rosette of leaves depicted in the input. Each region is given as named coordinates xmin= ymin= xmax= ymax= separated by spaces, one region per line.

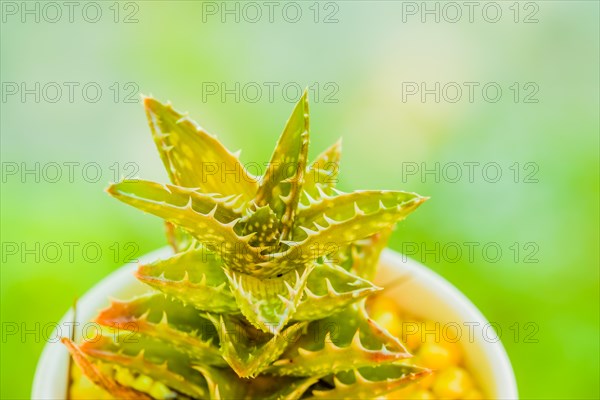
xmin=63 ymin=90 xmax=430 ymax=399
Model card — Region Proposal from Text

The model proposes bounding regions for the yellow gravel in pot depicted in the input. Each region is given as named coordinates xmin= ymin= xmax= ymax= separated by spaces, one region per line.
xmin=367 ymin=295 xmax=486 ymax=400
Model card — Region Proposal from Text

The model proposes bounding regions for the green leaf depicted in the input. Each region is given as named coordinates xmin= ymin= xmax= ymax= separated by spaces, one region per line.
xmin=294 ymin=263 xmax=381 ymax=321
xmin=107 ymin=179 xmax=244 ymax=222
xmin=190 ymin=365 xmax=247 ymax=399
xmin=265 ymin=376 xmax=321 ymax=400
xmin=237 ymin=205 xmax=281 ymax=249
xmin=135 ymin=246 xmax=237 ymax=313
xmin=264 ymin=191 xmax=426 ymax=272
xmin=95 ymin=294 xmax=226 ymax=366
xmin=295 ymin=190 xmax=422 ymax=230
xmin=331 ymin=227 xmax=393 ymax=280
xmin=255 ymin=90 xmax=310 ymax=240
xmin=206 ymin=313 xmax=307 ymax=378
xmin=80 ymin=334 xmax=211 ymax=399
xmin=107 ymin=180 xmax=271 ymax=275
xmin=308 ymin=364 xmax=430 ymax=399
xmin=164 ymin=221 xmax=195 ymax=253
xmin=302 ymin=139 xmax=342 ymax=202
xmin=193 ymin=365 xmax=318 ymax=400
xmin=225 ymin=266 xmax=313 ymax=334
xmin=267 ymin=304 xmax=411 ymax=377
xmin=61 ymin=338 xmax=152 ymax=400
xmin=144 ymin=97 xmax=258 ymax=201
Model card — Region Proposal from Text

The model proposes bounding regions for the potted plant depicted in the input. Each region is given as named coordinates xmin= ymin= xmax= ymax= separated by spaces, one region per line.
xmin=32 ymin=92 xmax=517 ymax=399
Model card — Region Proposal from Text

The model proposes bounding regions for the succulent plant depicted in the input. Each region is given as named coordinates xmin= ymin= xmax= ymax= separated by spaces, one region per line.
xmin=63 ymin=91 xmax=429 ymax=399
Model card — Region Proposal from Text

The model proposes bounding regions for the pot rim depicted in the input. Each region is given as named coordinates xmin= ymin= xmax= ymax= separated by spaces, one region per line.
xmin=378 ymin=250 xmax=518 ymax=399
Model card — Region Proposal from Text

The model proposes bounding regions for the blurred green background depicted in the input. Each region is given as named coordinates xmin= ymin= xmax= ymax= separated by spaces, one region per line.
xmin=1 ymin=1 xmax=598 ymax=398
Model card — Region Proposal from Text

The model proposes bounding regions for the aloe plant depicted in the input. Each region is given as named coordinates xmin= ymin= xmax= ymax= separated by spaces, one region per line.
xmin=63 ymin=91 xmax=429 ymax=399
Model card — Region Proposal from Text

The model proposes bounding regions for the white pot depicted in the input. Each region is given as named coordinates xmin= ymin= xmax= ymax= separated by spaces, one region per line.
xmin=32 ymin=248 xmax=518 ymax=399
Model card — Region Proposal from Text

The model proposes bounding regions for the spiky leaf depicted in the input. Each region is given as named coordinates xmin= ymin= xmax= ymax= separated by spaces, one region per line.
xmin=62 ymin=338 xmax=152 ymax=400
xmin=144 ymin=97 xmax=258 ymax=200
xmin=309 ymin=364 xmax=430 ymax=399
xmin=295 ymin=190 xmax=422 ymax=230
xmin=237 ymin=205 xmax=281 ymax=249
xmin=80 ymin=334 xmax=213 ymax=399
xmin=294 ymin=263 xmax=381 ymax=321
xmin=226 ymin=266 xmax=312 ymax=333
xmin=164 ymin=221 xmax=195 ymax=253
xmin=268 ymin=304 xmax=411 ymax=377
xmin=207 ymin=314 xmax=307 ymax=378
xmin=336 ymin=227 xmax=393 ymax=280
xmin=135 ymin=246 xmax=237 ymax=313
xmin=107 ymin=180 xmax=271 ymax=274
xmin=256 ymin=90 xmax=310 ymax=240
xmin=263 ymin=191 xmax=426 ymax=272
xmin=95 ymin=294 xmax=225 ymax=366
xmin=302 ymin=139 xmax=342 ymax=202
xmin=194 ymin=365 xmax=319 ymax=400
